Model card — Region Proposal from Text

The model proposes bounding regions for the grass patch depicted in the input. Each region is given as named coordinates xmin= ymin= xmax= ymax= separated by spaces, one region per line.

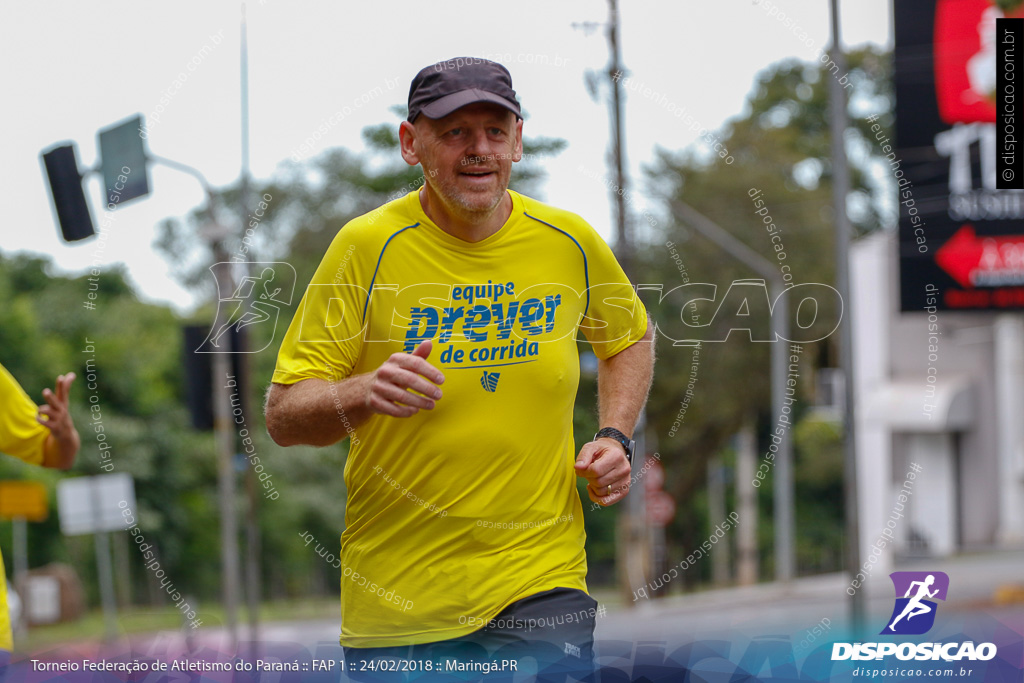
xmin=18 ymin=597 xmax=340 ymax=652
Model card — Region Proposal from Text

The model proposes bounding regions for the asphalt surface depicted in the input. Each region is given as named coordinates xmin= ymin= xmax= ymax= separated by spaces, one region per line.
xmin=15 ymin=549 xmax=1024 ymax=679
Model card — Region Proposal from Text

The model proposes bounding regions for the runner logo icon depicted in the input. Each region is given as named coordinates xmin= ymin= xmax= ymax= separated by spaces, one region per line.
xmin=198 ymin=262 xmax=296 ymax=353
xmin=881 ymin=571 xmax=950 ymax=635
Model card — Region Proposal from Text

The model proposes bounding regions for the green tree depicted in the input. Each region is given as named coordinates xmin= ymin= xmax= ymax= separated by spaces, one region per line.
xmin=639 ymin=46 xmax=891 ymax=580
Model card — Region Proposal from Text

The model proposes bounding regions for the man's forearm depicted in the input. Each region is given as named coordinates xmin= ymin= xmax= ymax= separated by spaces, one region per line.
xmin=596 ymin=315 xmax=655 ymax=436
xmin=265 ymin=374 xmax=374 ymax=447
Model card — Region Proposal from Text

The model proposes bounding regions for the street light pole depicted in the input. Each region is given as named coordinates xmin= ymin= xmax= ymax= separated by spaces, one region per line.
xmin=668 ymin=199 xmax=794 ymax=582
xmin=210 ymin=252 xmax=240 ymax=651
xmin=827 ymin=0 xmax=864 ymax=631
xmin=239 ymin=2 xmax=261 ymax=649
xmin=138 ymin=152 xmax=243 ymax=648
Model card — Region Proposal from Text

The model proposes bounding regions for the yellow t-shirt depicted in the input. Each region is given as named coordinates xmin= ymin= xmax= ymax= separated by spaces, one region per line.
xmin=272 ymin=189 xmax=648 ymax=647
xmin=0 ymin=362 xmax=48 ymax=651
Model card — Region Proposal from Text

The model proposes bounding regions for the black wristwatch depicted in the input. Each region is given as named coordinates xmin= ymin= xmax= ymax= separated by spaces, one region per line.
xmin=594 ymin=427 xmax=635 ymax=465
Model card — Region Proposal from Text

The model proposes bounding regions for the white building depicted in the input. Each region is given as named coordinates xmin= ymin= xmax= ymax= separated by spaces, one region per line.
xmin=850 ymin=231 xmax=1024 ymax=588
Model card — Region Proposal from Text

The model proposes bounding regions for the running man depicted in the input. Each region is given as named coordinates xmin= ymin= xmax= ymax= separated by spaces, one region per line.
xmin=889 ymin=574 xmax=939 ymax=631
xmin=265 ymin=58 xmax=655 ymax=679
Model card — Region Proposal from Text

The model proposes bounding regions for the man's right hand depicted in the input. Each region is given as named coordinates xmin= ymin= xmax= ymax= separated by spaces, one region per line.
xmin=366 ymin=340 xmax=445 ymax=417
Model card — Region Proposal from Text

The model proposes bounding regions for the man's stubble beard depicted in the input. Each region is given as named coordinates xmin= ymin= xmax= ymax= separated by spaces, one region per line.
xmin=429 ymin=169 xmax=509 ymax=222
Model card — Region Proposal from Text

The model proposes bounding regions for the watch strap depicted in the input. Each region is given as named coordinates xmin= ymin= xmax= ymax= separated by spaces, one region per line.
xmin=594 ymin=427 xmax=635 ymax=465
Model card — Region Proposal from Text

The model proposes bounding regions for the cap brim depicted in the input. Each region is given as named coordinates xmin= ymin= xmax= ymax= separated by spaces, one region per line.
xmin=419 ymin=88 xmax=521 ymax=120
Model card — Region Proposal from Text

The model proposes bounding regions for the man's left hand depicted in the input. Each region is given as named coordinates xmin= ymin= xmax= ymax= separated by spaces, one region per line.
xmin=574 ymin=438 xmax=631 ymax=507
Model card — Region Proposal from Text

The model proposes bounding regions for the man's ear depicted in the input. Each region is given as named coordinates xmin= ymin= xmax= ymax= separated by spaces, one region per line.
xmin=399 ymin=120 xmax=420 ymax=167
xmin=512 ymin=117 xmax=524 ymax=162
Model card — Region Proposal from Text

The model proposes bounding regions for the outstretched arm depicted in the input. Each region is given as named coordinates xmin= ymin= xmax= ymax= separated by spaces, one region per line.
xmin=903 ymin=581 xmax=924 ymax=598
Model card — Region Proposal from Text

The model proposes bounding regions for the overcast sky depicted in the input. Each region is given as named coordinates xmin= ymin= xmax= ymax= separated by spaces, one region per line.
xmin=0 ymin=1 xmax=891 ymax=312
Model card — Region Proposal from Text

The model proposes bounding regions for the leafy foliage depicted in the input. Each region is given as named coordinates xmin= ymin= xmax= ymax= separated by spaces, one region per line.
xmin=0 ymin=254 xmax=350 ymax=606
xmin=641 ymin=46 xmax=890 ymax=578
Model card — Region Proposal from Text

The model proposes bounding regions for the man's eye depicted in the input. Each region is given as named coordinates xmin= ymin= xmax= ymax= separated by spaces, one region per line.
xmin=447 ymin=128 xmax=462 ymax=136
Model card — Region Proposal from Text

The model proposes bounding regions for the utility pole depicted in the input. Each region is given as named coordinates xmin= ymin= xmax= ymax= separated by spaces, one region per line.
xmin=607 ymin=0 xmax=632 ymax=273
xmin=599 ymin=0 xmax=650 ymax=604
xmin=828 ymin=0 xmax=863 ymax=631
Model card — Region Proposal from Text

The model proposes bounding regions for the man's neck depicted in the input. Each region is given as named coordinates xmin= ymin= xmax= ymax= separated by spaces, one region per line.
xmin=418 ymin=187 xmax=512 ymax=243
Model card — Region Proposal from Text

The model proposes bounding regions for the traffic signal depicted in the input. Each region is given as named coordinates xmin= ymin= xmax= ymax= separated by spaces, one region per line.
xmin=182 ymin=325 xmax=248 ymax=431
xmin=98 ymin=115 xmax=150 ymax=205
xmin=41 ymin=144 xmax=94 ymax=242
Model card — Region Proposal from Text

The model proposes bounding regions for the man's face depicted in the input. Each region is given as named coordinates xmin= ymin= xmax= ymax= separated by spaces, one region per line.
xmin=401 ymin=102 xmax=523 ymax=220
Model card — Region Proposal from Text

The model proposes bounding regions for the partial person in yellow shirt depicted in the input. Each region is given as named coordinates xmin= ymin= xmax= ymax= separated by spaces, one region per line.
xmin=0 ymin=363 xmax=79 ymax=658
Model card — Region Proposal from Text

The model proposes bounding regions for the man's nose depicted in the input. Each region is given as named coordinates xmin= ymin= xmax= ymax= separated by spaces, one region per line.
xmin=465 ymin=128 xmax=493 ymax=157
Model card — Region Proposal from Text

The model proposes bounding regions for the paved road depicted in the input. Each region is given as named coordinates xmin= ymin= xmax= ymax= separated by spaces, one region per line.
xmin=19 ymin=550 xmax=1024 ymax=673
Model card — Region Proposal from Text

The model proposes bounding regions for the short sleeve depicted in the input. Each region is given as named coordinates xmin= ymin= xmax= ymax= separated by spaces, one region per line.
xmin=577 ymin=231 xmax=649 ymax=359
xmin=271 ymin=228 xmax=370 ymax=385
xmin=0 ymin=364 xmax=47 ymax=465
